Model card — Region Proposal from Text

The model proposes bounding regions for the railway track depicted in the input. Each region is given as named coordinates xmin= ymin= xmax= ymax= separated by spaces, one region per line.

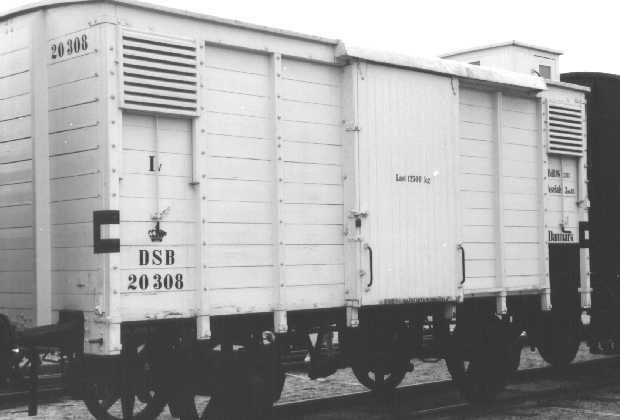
xmin=1 ymin=356 xmax=619 ymax=418
xmin=0 ymin=348 xmax=308 ymax=411
xmin=0 ymin=367 xmax=65 ymax=410
xmin=275 ymin=356 xmax=620 ymax=419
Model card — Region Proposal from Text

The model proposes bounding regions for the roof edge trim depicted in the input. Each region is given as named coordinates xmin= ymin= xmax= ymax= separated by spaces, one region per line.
xmin=546 ymin=79 xmax=590 ymax=93
xmin=337 ymin=42 xmax=547 ymax=91
xmin=1 ymin=0 xmax=340 ymax=46
xmin=440 ymin=40 xmax=564 ymax=58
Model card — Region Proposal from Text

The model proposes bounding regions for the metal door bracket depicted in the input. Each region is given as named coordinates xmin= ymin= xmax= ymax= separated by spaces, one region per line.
xmin=348 ymin=209 xmax=368 ymax=219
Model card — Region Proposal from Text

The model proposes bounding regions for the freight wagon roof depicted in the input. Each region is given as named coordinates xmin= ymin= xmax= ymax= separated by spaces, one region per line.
xmin=546 ymin=79 xmax=590 ymax=93
xmin=563 ymin=72 xmax=620 ymax=84
xmin=4 ymin=0 xmax=546 ymax=91
xmin=337 ymin=43 xmax=547 ymax=91
xmin=0 ymin=0 xmax=340 ymax=45
xmin=440 ymin=40 xmax=564 ymax=58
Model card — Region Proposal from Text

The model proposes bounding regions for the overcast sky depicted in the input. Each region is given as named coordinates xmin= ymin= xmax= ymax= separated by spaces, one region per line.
xmin=2 ymin=0 xmax=619 ymax=74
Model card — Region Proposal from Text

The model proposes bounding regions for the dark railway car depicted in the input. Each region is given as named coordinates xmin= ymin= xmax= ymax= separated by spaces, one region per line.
xmin=562 ymin=73 xmax=620 ymax=352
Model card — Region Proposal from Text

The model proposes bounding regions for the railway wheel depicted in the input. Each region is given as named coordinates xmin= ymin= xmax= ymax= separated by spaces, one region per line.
xmin=533 ymin=311 xmax=580 ymax=368
xmin=539 ymin=244 xmax=582 ymax=367
xmin=198 ymin=334 xmax=284 ymax=420
xmin=508 ymin=342 xmax=522 ymax=373
xmin=0 ymin=314 xmax=15 ymax=384
xmin=446 ymin=315 xmax=511 ymax=403
xmin=83 ymin=344 xmax=166 ymax=420
xmin=348 ymin=322 xmax=412 ymax=393
xmin=352 ymin=357 xmax=408 ymax=392
xmin=202 ymin=365 xmax=274 ymax=420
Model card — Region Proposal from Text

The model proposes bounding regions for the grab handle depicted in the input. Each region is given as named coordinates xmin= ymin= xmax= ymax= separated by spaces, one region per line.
xmin=457 ymin=244 xmax=466 ymax=285
xmin=364 ymin=243 xmax=374 ymax=288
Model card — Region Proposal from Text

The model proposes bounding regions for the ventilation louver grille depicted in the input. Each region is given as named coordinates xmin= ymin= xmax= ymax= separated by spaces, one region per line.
xmin=121 ymin=31 xmax=198 ymax=116
xmin=547 ymin=103 xmax=584 ymax=157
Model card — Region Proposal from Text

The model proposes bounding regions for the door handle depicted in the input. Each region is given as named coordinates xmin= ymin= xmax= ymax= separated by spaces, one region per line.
xmin=457 ymin=244 xmax=466 ymax=285
xmin=364 ymin=243 xmax=374 ymax=288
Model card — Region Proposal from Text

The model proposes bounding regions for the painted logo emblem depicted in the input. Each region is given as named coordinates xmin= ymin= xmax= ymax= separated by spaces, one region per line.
xmin=148 ymin=221 xmax=167 ymax=242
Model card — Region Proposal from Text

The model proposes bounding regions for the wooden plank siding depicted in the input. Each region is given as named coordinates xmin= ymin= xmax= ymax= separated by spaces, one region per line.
xmin=119 ymin=114 xmax=198 ymax=321
xmin=279 ymin=57 xmax=344 ymax=306
xmin=47 ymin=25 xmax=105 ymax=326
xmin=459 ymin=88 xmax=498 ymax=291
xmin=0 ymin=22 xmax=34 ymax=328
xmin=459 ymin=87 xmax=545 ymax=295
xmin=201 ymin=45 xmax=345 ymax=315
xmin=0 ymin=0 xmax=594 ymax=359
xmin=501 ymin=95 xmax=542 ymax=290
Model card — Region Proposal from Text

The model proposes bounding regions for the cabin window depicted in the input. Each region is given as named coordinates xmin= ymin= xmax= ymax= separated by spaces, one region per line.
xmin=539 ymin=64 xmax=551 ymax=79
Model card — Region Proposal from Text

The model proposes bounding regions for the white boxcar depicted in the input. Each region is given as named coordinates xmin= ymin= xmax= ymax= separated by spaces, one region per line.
xmin=0 ymin=4 xmax=590 ymax=409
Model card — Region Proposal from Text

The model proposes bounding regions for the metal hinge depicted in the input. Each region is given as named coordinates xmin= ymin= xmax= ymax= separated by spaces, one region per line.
xmin=356 ymin=61 xmax=367 ymax=81
xmin=347 ymin=209 xmax=367 ymax=242
xmin=348 ymin=209 xmax=368 ymax=218
xmin=577 ymin=199 xmax=591 ymax=209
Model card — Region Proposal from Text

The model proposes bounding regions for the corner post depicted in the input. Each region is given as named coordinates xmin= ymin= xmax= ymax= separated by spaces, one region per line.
xmin=577 ymin=101 xmax=591 ymax=313
xmin=342 ymin=63 xmax=362 ymax=328
xmin=99 ymin=22 xmax=123 ymax=354
xmin=539 ymin=98 xmax=552 ymax=312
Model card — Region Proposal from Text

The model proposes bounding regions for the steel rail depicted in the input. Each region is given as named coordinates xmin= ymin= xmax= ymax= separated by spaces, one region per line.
xmin=0 ymin=356 xmax=618 ymax=417
xmin=274 ymin=356 xmax=620 ymax=418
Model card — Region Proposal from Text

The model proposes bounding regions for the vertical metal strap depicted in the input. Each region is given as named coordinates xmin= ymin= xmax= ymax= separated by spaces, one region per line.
xmin=577 ymin=106 xmax=591 ymax=309
xmin=560 ymin=156 xmax=566 ymax=225
xmin=494 ymin=92 xmax=506 ymax=297
xmin=31 ymin=10 xmax=52 ymax=326
xmin=195 ymin=109 xmax=211 ymax=339
xmin=194 ymin=43 xmax=211 ymax=340
xmin=343 ymin=64 xmax=362 ymax=328
xmin=154 ymin=117 xmax=161 ymax=217
xmin=271 ymin=53 xmax=287 ymax=333
xmin=539 ymin=99 xmax=551 ymax=311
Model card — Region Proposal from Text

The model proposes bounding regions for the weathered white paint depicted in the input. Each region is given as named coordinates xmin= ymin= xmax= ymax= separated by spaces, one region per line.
xmin=0 ymin=0 xmax=591 ymax=356
xmin=119 ymin=114 xmax=197 ymax=324
xmin=0 ymin=13 xmax=37 ymax=328
xmin=494 ymin=92 xmax=507 ymax=314
xmin=271 ymin=52 xmax=287 ymax=332
xmin=459 ymin=85 xmax=550 ymax=300
xmin=337 ymin=43 xmax=547 ymax=91
xmin=100 ymin=21 xmax=122 ymax=354
xmin=537 ymin=97 xmax=552 ymax=310
xmin=459 ymin=88 xmax=497 ymax=291
xmin=32 ymin=11 xmax=52 ymax=325
xmin=353 ymin=63 xmax=459 ymax=304
xmin=442 ymin=42 xmax=562 ymax=82
xmin=501 ymin=94 xmax=543 ymax=295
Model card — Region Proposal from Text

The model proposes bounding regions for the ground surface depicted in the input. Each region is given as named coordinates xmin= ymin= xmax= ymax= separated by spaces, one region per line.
xmin=436 ymin=384 xmax=620 ymax=420
xmin=0 ymin=343 xmax=611 ymax=419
